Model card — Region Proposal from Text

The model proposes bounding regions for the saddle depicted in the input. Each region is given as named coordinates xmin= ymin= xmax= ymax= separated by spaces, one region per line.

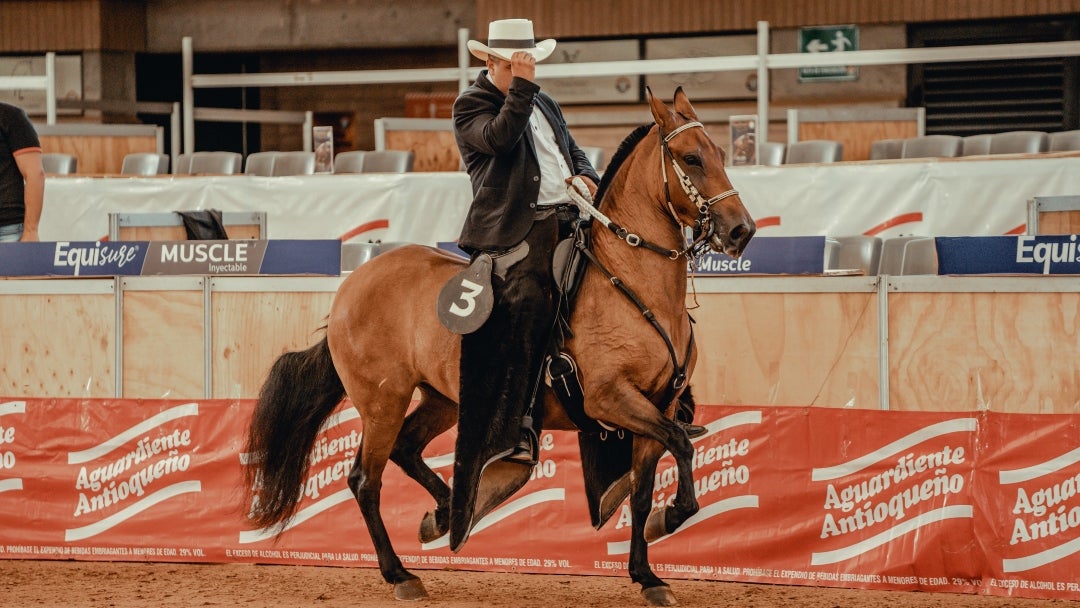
xmin=439 ymin=220 xmax=690 ymax=540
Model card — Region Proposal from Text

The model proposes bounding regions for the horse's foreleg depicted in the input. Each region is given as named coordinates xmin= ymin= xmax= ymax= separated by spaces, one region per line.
xmin=628 ymin=437 xmax=677 ymax=607
xmin=643 ymin=419 xmax=699 ymax=542
xmin=609 ymin=404 xmax=700 ymax=542
xmin=347 ymin=418 xmax=428 ymax=600
xmin=389 ymin=387 xmax=457 ymax=543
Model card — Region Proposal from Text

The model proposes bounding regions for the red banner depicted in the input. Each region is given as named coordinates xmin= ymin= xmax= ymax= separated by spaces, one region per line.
xmin=1 ymin=398 xmax=1078 ymax=601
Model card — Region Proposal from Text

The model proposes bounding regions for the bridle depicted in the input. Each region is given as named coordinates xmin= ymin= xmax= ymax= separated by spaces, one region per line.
xmin=562 ymin=119 xmax=740 ymax=405
xmin=568 ymin=120 xmax=740 ymax=261
xmin=659 ymin=120 xmax=740 ymax=259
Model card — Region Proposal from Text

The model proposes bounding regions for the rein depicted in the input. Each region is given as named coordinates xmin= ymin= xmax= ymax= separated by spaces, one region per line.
xmin=572 ymin=238 xmax=695 ymax=399
xmin=562 ymin=120 xmax=740 ymax=406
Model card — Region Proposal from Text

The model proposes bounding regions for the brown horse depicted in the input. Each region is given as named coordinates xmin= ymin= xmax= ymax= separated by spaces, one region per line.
xmin=244 ymin=87 xmax=755 ymax=607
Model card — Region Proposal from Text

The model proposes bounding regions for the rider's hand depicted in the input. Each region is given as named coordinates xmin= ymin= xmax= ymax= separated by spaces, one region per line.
xmin=510 ymin=51 xmax=536 ymax=83
xmin=566 ymin=175 xmax=597 ymax=198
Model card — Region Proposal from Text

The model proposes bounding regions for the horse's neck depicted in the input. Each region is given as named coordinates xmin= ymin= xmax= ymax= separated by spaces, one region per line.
xmin=592 ymin=169 xmax=689 ymax=318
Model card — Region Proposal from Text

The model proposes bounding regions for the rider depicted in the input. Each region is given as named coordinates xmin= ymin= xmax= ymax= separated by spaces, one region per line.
xmin=453 ymin=18 xmax=599 ymax=465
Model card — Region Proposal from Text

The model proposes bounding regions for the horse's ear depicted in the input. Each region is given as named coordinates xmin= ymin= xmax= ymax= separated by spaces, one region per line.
xmin=672 ymin=86 xmax=699 ymax=121
xmin=646 ymin=86 xmax=676 ymax=131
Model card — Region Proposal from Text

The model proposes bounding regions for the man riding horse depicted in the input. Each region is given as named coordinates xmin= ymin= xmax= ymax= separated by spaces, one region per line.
xmin=451 ymin=18 xmax=704 ymax=481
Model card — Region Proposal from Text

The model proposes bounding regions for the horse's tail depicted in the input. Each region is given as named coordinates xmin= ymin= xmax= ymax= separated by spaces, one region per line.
xmin=243 ymin=335 xmax=345 ymax=530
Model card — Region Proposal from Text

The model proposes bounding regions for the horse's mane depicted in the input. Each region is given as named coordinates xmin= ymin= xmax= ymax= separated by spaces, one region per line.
xmin=594 ymin=123 xmax=653 ymax=206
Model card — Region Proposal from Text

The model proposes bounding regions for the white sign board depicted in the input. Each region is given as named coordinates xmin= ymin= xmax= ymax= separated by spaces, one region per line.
xmin=645 ymin=35 xmax=756 ymax=101
xmin=538 ymin=40 xmax=639 ymax=104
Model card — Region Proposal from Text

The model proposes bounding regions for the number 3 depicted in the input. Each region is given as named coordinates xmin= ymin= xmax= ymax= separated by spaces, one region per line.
xmin=449 ymin=278 xmax=483 ymax=317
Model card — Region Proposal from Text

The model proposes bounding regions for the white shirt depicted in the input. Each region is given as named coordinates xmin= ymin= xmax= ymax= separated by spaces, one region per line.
xmin=529 ymin=106 xmax=573 ymax=206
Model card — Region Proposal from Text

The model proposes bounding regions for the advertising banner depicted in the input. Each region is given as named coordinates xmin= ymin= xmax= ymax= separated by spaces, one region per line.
xmin=0 ymin=240 xmax=340 ymax=277
xmin=2 ymin=398 xmax=1079 ymax=601
xmin=692 ymin=236 xmax=826 ymax=275
xmin=936 ymin=235 xmax=1080 ymax=275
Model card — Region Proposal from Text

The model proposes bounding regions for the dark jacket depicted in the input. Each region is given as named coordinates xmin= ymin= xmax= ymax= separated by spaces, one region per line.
xmin=453 ymin=71 xmax=599 ymax=252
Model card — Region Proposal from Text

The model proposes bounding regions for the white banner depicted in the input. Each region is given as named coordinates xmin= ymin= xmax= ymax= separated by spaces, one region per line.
xmin=39 ymin=156 xmax=1080 ymax=245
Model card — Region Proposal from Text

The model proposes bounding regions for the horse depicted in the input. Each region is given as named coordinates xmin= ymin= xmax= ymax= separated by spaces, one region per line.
xmin=243 ymin=86 xmax=755 ymax=607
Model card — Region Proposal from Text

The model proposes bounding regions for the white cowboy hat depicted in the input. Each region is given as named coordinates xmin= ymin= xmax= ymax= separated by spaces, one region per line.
xmin=467 ymin=18 xmax=556 ymax=63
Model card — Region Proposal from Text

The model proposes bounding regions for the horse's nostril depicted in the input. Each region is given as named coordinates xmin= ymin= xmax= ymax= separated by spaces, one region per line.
xmin=730 ymin=224 xmax=749 ymax=243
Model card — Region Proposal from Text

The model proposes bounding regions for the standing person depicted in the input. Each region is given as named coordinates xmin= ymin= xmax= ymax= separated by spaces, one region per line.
xmin=0 ymin=102 xmax=44 ymax=242
xmin=452 ymin=18 xmax=600 ymax=470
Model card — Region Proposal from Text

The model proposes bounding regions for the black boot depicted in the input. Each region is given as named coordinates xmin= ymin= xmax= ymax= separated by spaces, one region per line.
xmin=680 ymin=420 xmax=708 ymax=439
xmin=675 ymin=387 xmax=707 ymax=438
xmin=503 ymin=418 xmax=539 ymax=466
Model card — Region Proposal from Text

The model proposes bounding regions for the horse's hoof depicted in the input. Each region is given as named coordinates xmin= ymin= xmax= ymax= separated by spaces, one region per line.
xmin=418 ymin=510 xmax=446 ymax=543
xmin=393 ymin=577 xmax=429 ymax=601
xmin=644 ymin=507 xmax=669 ymax=543
xmin=641 ymin=585 xmax=678 ymax=606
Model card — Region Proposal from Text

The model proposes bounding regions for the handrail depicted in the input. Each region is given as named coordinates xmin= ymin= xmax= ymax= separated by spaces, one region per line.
xmin=180 ymin=22 xmax=1080 ymax=155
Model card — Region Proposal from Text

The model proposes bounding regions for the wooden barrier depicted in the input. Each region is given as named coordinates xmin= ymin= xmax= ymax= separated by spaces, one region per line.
xmin=788 ymin=107 xmax=923 ymax=161
xmin=34 ymin=123 xmax=163 ymax=175
xmin=108 ymin=211 xmax=267 ymax=241
xmin=3 ymin=274 xmax=1078 ymax=416
xmin=1027 ymin=195 xmax=1080 ymax=235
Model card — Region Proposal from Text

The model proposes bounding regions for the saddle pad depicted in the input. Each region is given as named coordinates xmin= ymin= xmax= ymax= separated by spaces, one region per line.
xmin=437 ymin=253 xmax=494 ymax=334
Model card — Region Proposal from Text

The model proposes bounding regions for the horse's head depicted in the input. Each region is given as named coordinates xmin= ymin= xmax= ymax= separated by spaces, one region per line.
xmin=647 ymin=87 xmax=756 ymax=258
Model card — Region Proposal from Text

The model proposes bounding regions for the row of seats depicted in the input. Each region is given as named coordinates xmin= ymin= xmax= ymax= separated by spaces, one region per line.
xmin=239 ymin=149 xmax=415 ymax=176
xmin=42 ymin=152 xmax=172 ymax=175
xmin=41 ymin=149 xmax=418 ymax=176
xmin=827 ymin=235 xmax=937 ymax=276
xmin=753 ymin=129 xmax=1080 ymax=167
xmin=870 ymin=129 xmax=1080 ymax=160
xmin=756 ymin=140 xmax=842 ymax=166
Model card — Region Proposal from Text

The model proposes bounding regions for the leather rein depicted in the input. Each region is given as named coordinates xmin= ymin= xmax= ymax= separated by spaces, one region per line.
xmin=566 ymin=120 xmax=739 ymax=403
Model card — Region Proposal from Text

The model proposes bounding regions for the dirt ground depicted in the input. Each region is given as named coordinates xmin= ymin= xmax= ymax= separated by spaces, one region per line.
xmin=0 ymin=560 xmax=1071 ymax=608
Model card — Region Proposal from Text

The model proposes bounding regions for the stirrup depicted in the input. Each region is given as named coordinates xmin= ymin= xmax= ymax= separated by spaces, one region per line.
xmin=503 ymin=428 xmax=538 ymax=466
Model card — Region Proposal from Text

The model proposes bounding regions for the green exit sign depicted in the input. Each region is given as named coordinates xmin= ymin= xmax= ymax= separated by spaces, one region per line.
xmin=798 ymin=25 xmax=859 ymax=82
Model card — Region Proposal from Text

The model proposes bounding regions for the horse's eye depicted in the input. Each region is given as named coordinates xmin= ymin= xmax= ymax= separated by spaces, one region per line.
xmin=683 ymin=154 xmax=703 ymax=168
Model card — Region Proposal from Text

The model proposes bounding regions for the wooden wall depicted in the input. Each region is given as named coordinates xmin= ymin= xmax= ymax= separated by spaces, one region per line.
xmin=692 ymin=287 xmax=882 ymax=409
xmin=477 ymin=0 xmax=1080 ymax=38
xmin=38 ymin=133 xmax=159 ymax=175
xmin=0 ymin=0 xmax=146 ymax=52
xmin=4 ymin=275 xmax=1080 ymax=416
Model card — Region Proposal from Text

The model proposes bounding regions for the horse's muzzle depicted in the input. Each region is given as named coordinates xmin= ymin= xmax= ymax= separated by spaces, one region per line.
xmin=711 ymin=217 xmax=756 ymax=258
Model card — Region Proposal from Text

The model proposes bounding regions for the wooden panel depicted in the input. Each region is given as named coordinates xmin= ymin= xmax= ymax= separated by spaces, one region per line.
xmin=690 ymin=291 xmax=881 ymax=408
xmin=118 ymin=224 xmax=262 ymax=241
xmin=211 ymin=291 xmax=337 ymax=398
xmin=477 ymin=0 xmax=1080 ymax=37
xmin=122 ymin=289 xmax=203 ymax=398
xmin=799 ymin=120 xmax=920 ymax=161
xmin=0 ymin=0 xmax=145 ymax=52
xmin=38 ymin=134 xmax=158 ymax=175
xmin=888 ymin=291 xmax=1080 ymax=413
xmin=0 ymin=291 xmax=114 ymax=397
xmin=385 ymin=131 xmax=460 ymax=172
xmin=1038 ymin=210 xmax=1080 ymax=234
xmin=0 ymin=0 xmax=101 ymax=52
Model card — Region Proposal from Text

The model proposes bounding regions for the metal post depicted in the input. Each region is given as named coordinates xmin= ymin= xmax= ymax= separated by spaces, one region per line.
xmin=182 ymin=36 xmax=195 ymax=154
xmin=458 ymin=27 xmax=471 ymax=92
xmin=45 ymin=52 xmax=57 ymax=125
xmin=170 ymin=102 xmax=181 ymax=166
xmin=756 ymin=21 xmax=770 ymax=151
xmin=303 ymin=111 xmax=313 ymax=151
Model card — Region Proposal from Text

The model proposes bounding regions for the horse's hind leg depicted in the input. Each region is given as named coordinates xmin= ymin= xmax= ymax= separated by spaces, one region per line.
xmin=389 ymin=386 xmax=457 ymax=543
xmin=345 ymin=391 xmax=428 ymax=601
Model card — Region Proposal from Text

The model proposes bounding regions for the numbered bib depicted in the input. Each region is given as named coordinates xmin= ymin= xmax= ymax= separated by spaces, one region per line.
xmin=437 ymin=254 xmax=494 ymax=334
